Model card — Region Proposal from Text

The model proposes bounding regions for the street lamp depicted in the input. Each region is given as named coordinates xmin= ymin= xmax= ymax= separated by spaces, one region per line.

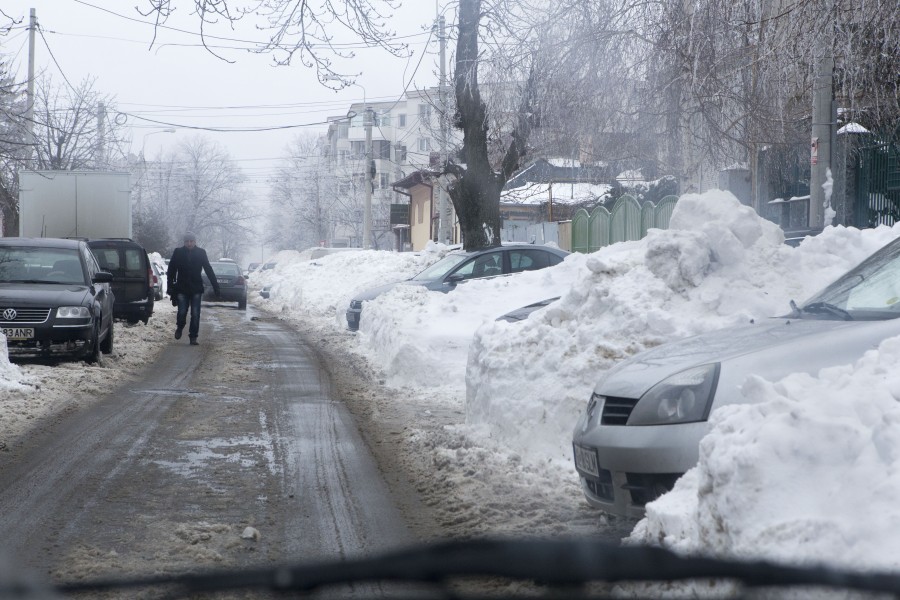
xmin=141 ymin=128 xmax=177 ymax=159
xmin=325 ymin=77 xmax=373 ymax=249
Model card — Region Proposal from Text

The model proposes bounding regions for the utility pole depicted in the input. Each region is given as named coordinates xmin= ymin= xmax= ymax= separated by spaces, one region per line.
xmin=364 ymin=106 xmax=373 ymax=249
xmin=25 ymin=9 xmax=36 ymax=169
xmin=809 ymin=0 xmax=834 ymax=230
xmin=96 ymin=102 xmax=106 ymax=169
xmin=436 ymin=11 xmax=452 ymax=244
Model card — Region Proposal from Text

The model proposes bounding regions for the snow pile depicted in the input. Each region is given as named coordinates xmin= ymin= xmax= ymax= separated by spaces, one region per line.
xmin=0 ymin=335 xmax=30 ymax=392
xmin=631 ymin=334 xmax=900 ymax=572
xmin=466 ymin=191 xmax=900 ymax=464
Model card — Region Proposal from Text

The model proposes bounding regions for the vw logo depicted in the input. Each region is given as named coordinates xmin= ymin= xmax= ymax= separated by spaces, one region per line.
xmin=2 ymin=308 xmax=16 ymax=321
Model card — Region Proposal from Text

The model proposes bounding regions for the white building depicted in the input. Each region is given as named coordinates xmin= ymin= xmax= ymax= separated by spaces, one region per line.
xmin=324 ymin=87 xmax=457 ymax=250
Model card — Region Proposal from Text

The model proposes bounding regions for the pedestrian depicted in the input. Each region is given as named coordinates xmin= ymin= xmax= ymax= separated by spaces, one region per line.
xmin=167 ymin=232 xmax=221 ymax=345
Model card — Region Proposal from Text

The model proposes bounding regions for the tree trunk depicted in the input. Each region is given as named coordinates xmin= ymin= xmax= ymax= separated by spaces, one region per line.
xmin=450 ymin=0 xmax=502 ymax=250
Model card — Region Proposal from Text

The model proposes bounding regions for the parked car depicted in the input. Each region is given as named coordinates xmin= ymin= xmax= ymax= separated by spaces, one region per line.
xmin=346 ymin=244 xmax=570 ymax=331
xmin=150 ymin=262 xmax=167 ymax=300
xmin=87 ymin=238 xmax=155 ymax=324
xmin=496 ymin=297 xmax=560 ymax=322
xmin=572 ymin=235 xmax=900 ymax=518
xmin=201 ymin=260 xmax=247 ymax=309
xmin=244 ymin=261 xmax=261 ymax=278
xmin=0 ymin=237 xmax=115 ymax=362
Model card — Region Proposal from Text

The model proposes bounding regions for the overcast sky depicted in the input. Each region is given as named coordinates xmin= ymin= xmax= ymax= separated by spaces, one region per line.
xmin=2 ymin=0 xmax=445 ymax=198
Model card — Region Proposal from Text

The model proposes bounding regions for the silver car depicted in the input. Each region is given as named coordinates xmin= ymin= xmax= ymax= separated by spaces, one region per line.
xmin=573 ymin=235 xmax=900 ymax=518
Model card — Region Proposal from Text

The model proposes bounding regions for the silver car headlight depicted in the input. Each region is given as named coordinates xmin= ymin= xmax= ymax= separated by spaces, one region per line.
xmin=56 ymin=306 xmax=91 ymax=319
xmin=628 ymin=363 xmax=720 ymax=425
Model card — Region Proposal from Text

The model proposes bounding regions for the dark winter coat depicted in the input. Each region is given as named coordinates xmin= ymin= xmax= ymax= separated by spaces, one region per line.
xmin=167 ymin=245 xmax=220 ymax=296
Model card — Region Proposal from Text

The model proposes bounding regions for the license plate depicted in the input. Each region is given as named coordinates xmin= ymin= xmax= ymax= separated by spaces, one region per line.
xmin=574 ymin=444 xmax=600 ymax=477
xmin=2 ymin=327 xmax=34 ymax=340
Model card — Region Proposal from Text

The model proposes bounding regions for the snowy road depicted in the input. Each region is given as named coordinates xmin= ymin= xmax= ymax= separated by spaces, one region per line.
xmin=0 ymin=305 xmax=418 ymax=591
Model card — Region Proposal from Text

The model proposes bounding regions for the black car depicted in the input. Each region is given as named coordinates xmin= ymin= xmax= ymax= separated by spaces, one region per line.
xmin=87 ymin=238 xmax=155 ymax=324
xmin=346 ymin=244 xmax=570 ymax=331
xmin=0 ymin=237 xmax=115 ymax=363
xmin=202 ymin=260 xmax=247 ymax=309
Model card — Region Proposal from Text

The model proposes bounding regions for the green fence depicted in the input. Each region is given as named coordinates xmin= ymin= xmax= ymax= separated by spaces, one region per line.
xmin=571 ymin=195 xmax=679 ymax=253
xmin=856 ymin=139 xmax=900 ymax=227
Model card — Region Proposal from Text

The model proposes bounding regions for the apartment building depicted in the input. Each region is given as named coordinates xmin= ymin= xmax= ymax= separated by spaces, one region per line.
xmin=324 ymin=87 xmax=453 ymax=250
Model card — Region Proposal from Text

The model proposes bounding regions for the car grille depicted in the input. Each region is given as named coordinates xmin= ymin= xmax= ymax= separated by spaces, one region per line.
xmin=624 ymin=473 xmax=682 ymax=507
xmin=583 ymin=468 xmax=615 ymax=501
xmin=0 ymin=307 xmax=52 ymax=324
xmin=600 ymin=396 xmax=639 ymax=425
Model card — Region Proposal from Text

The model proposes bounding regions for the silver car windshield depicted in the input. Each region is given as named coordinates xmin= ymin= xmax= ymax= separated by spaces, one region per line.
xmin=800 ymin=239 xmax=900 ymax=320
xmin=410 ymin=253 xmax=470 ymax=281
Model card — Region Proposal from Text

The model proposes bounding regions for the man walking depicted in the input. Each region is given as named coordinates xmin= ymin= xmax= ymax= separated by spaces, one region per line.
xmin=167 ymin=232 xmax=221 ymax=345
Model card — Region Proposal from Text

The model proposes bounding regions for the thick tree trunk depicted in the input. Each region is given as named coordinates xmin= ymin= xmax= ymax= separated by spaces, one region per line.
xmin=448 ymin=0 xmax=537 ymax=250
xmin=450 ymin=0 xmax=501 ymax=250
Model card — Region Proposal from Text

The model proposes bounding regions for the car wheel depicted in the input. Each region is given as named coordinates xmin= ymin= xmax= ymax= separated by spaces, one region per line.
xmin=84 ymin=321 xmax=101 ymax=364
xmin=99 ymin=318 xmax=114 ymax=354
xmin=238 ymin=297 xmax=247 ymax=310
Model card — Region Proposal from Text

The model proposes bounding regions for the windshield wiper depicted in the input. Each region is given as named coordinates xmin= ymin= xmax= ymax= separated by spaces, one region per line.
xmin=48 ymin=538 xmax=900 ymax=598
xmin=790 ymin=299 xmax=852 ymax=321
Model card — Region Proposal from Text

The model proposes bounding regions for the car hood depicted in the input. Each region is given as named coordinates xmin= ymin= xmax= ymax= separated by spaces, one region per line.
xmin=597 ymin=317 xmax=900 ymax=399
xmin=0 ymin=283 xmax=91 ymax=306
xmin=353 ymin=280 xmax=430 ymax=302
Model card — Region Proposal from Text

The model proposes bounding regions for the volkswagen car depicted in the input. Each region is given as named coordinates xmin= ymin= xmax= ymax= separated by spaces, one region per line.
xmin=346 ymin=244 xmax=569 ymax=331
xmin=0 ymin=237 xmax=115 ymax=363
xmin=573 ymin=234 xmax=900 ymax=518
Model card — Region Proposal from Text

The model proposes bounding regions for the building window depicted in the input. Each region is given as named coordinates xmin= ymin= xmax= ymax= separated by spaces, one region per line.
xmin=350 ymin=141 xmax=366 ymax=158
xmin=373 ymin=140 xmax=391 ymax=160
xmin=396 ymin=145 xmax=407 ymax=162
xmin=418 ymin=138 xmax=431 ymax=152
xmin=418 ymin=104 xmax=432 ymax=123
xmin=375 ymin=110 xmax=390 ymax=127
xmin=380 ymin=173 xmax=391 ymax=189
xmin=398 ymin=114 xmax=407 ymax=127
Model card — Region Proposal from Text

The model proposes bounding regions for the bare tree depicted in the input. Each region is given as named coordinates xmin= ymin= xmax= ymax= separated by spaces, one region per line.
xmin=268 ymin=134 xmax=338 ymax=250
xmin=0 ymin=58 xmax=26 ymax=234
xmin=31 ymin=75 xmax=127 ymax=171
xmin=137 ymin=0 xmax=409 ymax=81
xmin=151 ymin=136 xmax=256 ymax=258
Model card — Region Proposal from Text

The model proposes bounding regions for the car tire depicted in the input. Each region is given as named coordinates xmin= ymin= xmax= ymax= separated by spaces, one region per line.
xmin=84 ymin=321 xmax=101 ymax=364
xmin=100 ymin=319 xmax=114 ymax=354
xmin=238 ymin=297 xmax=247 ymax=310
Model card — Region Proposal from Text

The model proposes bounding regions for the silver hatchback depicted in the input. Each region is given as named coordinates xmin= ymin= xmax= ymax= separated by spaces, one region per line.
xmin=573 ymin=235 xmax=900 ymax=518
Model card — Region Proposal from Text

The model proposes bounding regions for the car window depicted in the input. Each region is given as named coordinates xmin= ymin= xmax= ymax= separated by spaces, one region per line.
xmin=92 ymin=247 xmax=146 ymax=277
xmin=451 ymin=252 xmax=503 ymax=280
xmin=124 ymin=249 xmax=145 ymax=274
xmin=509 ymin=249 xmax=556 ymax=273
xmin=210 ymin=262 xmax=241 ymax=277
xmin=410 ymin=253 xmax=470 ymax=281
xmin=803 ymin=238 xmax=900 ymax=319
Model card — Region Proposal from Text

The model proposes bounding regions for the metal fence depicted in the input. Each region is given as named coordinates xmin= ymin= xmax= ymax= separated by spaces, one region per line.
xmin=856 ymin=139 xmax=900 ymax=227
xmin=571 ymin=195 xmax=679 ymax=253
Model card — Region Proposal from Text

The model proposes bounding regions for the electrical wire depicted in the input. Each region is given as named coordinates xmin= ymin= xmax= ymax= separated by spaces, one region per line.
xmin=36 ymin=25 xmax=79 ymax=95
